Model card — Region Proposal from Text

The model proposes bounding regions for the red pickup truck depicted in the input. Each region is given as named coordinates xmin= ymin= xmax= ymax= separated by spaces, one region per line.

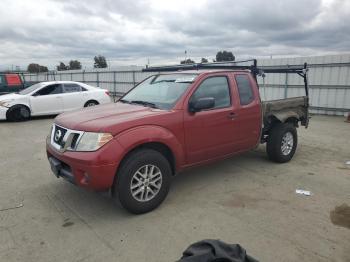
xmin=46 ymin=60 xmax=309 ymax=214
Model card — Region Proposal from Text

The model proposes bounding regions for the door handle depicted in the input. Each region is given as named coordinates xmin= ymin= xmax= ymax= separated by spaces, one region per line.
xmin=227 ymin=112 xmax=236 ymax=119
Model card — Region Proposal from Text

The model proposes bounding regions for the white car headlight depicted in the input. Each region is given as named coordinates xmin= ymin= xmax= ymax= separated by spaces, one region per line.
xmin=0 ymin=100 xmax=11 ymax=107
xmin=75 ymin=132 xmax=113 ymax=151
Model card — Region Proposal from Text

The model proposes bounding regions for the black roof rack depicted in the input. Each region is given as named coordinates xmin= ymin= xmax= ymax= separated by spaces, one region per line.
xmin=142 ymin=59 xmax=309 ymax=97
xmin=142 ymin=59 xmax=258 ymax=72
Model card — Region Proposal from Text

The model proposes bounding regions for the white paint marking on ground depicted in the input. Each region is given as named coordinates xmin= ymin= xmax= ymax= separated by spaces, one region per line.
xmin=295 ymin=189 xmax=312 ymax=196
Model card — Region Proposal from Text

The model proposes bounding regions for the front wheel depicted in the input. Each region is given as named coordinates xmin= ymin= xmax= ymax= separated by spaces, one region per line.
xmin=114 ymin=149 xmax=172 ymax=214
xmin=84 ymin=100 xmax=99 ymax=107
xmin=266 ymin=123 xmax=298 ymax=163
xmin=6 ymin=105 xmax=31 ymax=122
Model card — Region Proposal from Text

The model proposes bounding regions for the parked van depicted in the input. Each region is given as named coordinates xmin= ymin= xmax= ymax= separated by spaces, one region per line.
xmin=0 ymin=73 xmax=25 ymax=94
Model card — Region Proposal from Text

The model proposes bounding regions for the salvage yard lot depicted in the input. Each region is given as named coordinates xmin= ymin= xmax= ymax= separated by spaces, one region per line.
xmin=0 ymin=115 xmax=349 ymax=262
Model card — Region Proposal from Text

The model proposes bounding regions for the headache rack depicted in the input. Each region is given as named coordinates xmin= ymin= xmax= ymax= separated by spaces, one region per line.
xmin=142 ymin=59 xmax=309 ymax=97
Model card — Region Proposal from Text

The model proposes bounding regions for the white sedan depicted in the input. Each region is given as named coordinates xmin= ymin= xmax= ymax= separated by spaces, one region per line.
xmin=0 ymin=81 xmax=112 ymax=121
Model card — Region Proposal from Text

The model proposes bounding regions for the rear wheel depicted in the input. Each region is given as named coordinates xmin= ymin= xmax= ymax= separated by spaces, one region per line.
xmin=266 ymin=123 xmax=297 ymax=163
xmin=6 ymin=105 xmax=30 ymax=122
xmin=84 ymin=100 xmax=99 ymax=107
xmin=114 ymin=149 xmax=172 ymax=214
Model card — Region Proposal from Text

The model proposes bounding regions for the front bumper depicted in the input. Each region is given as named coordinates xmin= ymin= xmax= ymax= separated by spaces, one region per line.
xmin=46 ymin=137 xmax=123 ymax=191
xmin=0 ymin=106 xmax=8 ymax=120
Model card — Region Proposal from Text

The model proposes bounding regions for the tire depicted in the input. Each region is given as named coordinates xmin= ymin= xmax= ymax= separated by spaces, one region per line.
xmin=84 ymin=100 xmax=99 ymax=107
xmin=114 ymin=149 xmax=172 ymax=214
xmin=6 ymin=105 xmax=31 ymax=122
xmin=266 ymin=123 xmax=297 ymax=163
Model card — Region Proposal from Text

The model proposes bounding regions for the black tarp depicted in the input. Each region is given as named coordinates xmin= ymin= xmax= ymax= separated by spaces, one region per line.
xmin=178 ymin=239 xmax=258 ymax=262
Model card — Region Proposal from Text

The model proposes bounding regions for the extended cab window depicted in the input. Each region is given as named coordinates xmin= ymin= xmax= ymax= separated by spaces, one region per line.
xmin=64 ymin=83 xmax=81 ymax=93
xmin=34 ymin=84 xmax=63 ymax=96
xmin=235 ymin=75 xmax=254 ymax=105
xmin=191 ymin=76 xmax=231 ymax=109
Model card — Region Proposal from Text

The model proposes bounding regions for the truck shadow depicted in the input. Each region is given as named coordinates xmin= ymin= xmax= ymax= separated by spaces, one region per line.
xmin=171 ymin=148 xmax=269 ymax=189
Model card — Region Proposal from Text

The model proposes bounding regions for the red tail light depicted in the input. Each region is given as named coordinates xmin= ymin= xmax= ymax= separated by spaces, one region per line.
xmin=105 ymin=91 xmax=110 ymax=96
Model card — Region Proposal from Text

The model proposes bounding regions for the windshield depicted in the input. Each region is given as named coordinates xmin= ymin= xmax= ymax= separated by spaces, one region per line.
xmin=121 ymin=74 xmax=197 ymax=110
xmin=19 ymin=82 xmax=46 ymax=95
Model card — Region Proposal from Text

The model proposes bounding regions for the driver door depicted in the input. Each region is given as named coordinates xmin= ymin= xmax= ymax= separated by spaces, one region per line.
xmin=30 ymin=84 xmax=64 ymax=115
xmin=184 ymin=75 xmax=238 ymax=164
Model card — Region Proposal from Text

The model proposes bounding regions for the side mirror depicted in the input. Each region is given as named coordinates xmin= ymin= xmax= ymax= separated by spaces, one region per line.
xmin=189 ymin=97 xmax=215 ymax=112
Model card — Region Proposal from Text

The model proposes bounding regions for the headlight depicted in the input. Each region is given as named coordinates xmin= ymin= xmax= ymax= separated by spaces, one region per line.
xmin=47 ymin=125 xmax=54 ymax=140
xmin=0 ymin=100 xmax=10 ymax=107
xmin=75 ymin=132 xmax=113 ymax=151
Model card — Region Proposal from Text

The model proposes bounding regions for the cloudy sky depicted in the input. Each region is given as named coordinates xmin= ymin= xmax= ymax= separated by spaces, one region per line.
xmin=0 ymin=0 xmax=349 ymax=70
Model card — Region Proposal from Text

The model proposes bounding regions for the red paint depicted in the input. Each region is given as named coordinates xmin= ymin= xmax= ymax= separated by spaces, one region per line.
xmin=5 ymin=74 xmax=22 ymax=86
xmin=47 ymin=70 xmax=262 ymax=191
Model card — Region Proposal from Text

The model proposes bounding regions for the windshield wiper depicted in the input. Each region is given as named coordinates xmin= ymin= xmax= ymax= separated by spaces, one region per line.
xmin=119 ymin=99 xmax=131 ymax=104
xmin=130 ymin=100 xmax=158 ymax=108
xmin=152 ymin=80 xmax=175 ymax=84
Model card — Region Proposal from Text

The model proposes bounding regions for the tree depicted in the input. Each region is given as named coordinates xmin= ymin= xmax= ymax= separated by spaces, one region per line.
xmin=57 ymin=62 xmax=68 ymax=71
xmin=94 ymin=55 xmax=107 ymax=68
xmin=201 ymin=57 xmax=208 ymax=63
xmin=27 ymin=63 xmax=48 ymax=73
xmin=69 ymin=60 xmax=82 ymax=70
xmin=180 ymin=58 xmax=195 ymax=64
xmin=215 ymin=51 xmax=235 ymax=62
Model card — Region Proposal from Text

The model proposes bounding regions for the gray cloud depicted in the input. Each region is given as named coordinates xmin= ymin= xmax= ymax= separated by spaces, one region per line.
xmin=0 ymin=0 xmax=349 ymax=70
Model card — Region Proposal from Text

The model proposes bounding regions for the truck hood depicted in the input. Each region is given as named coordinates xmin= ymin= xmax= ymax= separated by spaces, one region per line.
xmin=55 ymin=102 xmax=168 ymax=134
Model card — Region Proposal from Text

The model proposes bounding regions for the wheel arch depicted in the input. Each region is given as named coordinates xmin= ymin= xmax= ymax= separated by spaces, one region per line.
xmin=118 ymin=141 xmax=176 ymax=176
xmin=265 ymin=113 xmax=300 ymax=131
xmin=115 ymin=125 xmax=185 ymax=170
xmin=285 ymin=116 xmax=299 ymax=127
xmin=84 ymin=100 xmax=99 ymax=107
xmin=6 ymin=103 xmax=31 ymax=120
xmin=270 ymin=111 xmax=300 ymax=124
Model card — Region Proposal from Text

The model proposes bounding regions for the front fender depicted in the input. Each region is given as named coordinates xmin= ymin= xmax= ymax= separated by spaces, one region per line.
xmin=7 ymin=97 xmax=31 ymax=111
xmin=115 ymin=125 xmax=185 ymax=171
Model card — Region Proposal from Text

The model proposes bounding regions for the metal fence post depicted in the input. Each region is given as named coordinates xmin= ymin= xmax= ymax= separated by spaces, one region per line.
xmin=97 ymin=71 xmax=100 ymax=87
xmin=132 ymin=71 xmax=136 ymax=86
xmin=113 ymin=71 xmax=117 ymax=101
xmin=284 ymin=65 xmax=289 ymax=98
xmin=71 ymin=72 xmax=73 ymax=81
xmin=82 ymin=70 xmax=85 ymax=83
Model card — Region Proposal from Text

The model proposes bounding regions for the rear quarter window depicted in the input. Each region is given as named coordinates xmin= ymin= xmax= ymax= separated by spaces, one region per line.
xmin=235 ymin=75 xmax=254 ymax=105
xmin=64 ymin=84 xmax=82 ymax=93
xmin=5 ymin=74 xmax=22 ymax=86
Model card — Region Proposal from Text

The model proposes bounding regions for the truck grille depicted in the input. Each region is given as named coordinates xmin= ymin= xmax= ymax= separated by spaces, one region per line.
xmin=50 ymin=124 xmax=84 ymax=151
